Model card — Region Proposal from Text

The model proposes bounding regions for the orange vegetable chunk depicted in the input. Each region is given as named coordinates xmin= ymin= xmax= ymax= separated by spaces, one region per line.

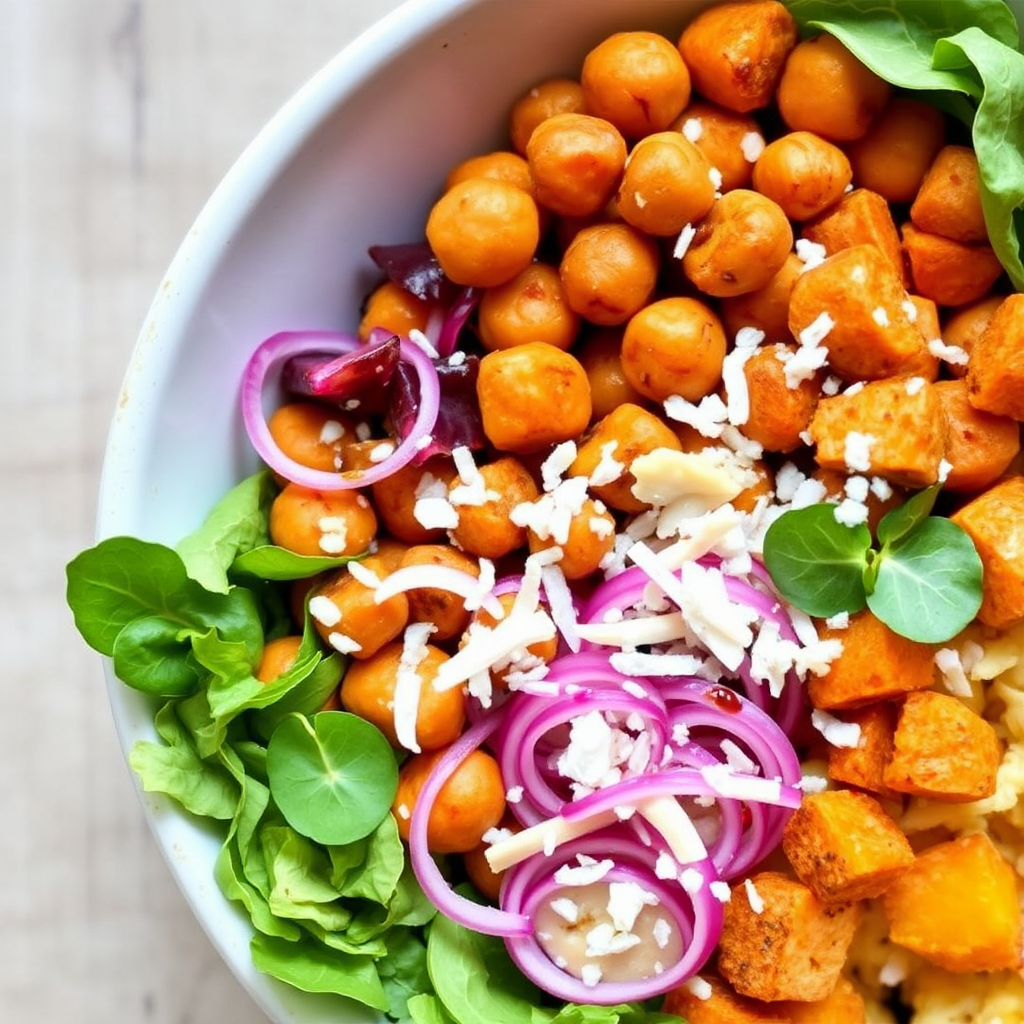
xmin=826 ymin=702 xmax=899 ymax=799
xmin=966 ymin=293 xmax=1024 ymax=421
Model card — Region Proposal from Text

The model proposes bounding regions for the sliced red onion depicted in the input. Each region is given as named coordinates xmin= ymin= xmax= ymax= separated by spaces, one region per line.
xmin=435 ymin=286 xmax=479 ymax=357
xmin=240 ymin=330 xmax=439 ymax=490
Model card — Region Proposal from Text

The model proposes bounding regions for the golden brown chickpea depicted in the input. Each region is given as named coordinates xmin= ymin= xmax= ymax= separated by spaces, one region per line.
xmin=268 ymin=483 xmax=377 ymax=558
xmin=528 ymin=497 xmax=616 ymax=580
xmin=267 ymin=402 xmax=356 ymax=475
xmin=464 ymin=819 xmax=520 ymax=901
xmin=581 ymin=31 xmax=691 ymax=138
xmin=509 ymin=77 xmax=587 ymax=156
xmin=732 ymin=460 xmax=775 ymax=515
xmin=941 ymin=296 xmax=1005 ymax=378
xmin=910 ymin=145 xmax=988 ymax=245
xmin=425 ymin=177 xmax=540 ymax=288
xmin=393 ymin=747 xmax=506 ymax=854
xmin=370 ymin=457 xmax=458 ymax=545
xmin=398 ymin=544 xmax=481 ymax=641
xmin=570 ymin=403 xmax=682 ymax=513
xmin=621 ymin=297 xmax=727 ymax=403
xmin=742 ymin=343 xmax=822 ymax=453
xmin=847 ymin=98 xmax=946 ymax=204
xmin=616 ymin=132 xmax=715 ymax=237
xmin=444 ymin=150 xmax=537 ymax=199
xmin=575 ymin=328 xmax=647 ymax=420
xmin=255 ymin=635 xmax=303 ymax=683
xmin=719 ymin=252 xmax=802 ymax=344
xmin=672 ymin=100 xmax=765 ymax=192
xmin=559 ymin=222 xmax=660 ymax=326
xmin=751 ymin=131 xmax=852 ymax=221
xmin=678 ymin=0 xmax=798 ymax=113
xmin=448 ymin=456 xmax=540 ymax=559
xmin=776 ymin=33 xmax=891 ymax=142
xmin=308 ymin=553 xmax=409 ymax=660
xmin=358 ymin=281 xmax=430 ymax=341
xmin=341 ymin=641 xmax=465 ymax=752
xmin=526 ymin=113 xmax=627 ymax=218
xmin=477 ymin=262 xmax=580 ymax=352
xmin=683 ymin=190 xmax=794 ymax=298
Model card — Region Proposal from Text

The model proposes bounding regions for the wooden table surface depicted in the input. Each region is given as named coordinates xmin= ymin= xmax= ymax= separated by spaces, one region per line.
xmin=2 ymin=2 xmax=403 ymax=1019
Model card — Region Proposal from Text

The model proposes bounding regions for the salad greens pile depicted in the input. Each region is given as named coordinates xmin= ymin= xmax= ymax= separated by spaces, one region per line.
xmin=66 ymin=1 xmax=1024 ymax=1021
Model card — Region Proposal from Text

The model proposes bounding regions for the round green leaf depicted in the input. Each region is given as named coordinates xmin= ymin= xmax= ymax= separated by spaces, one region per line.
xmin=876 ymin=484 xmax=941 ymax=548
xmin=867 ymin=517 xmax=983 ymax=643
xmin=267 ymin=712 xmax=398 ymax=846
xmin=762 ymin=504 xmax=871 ymax=617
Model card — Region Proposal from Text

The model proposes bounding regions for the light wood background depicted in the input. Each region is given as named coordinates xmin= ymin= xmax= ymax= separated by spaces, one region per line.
xmin=2 ymin=2 xmax=403 ymax=1020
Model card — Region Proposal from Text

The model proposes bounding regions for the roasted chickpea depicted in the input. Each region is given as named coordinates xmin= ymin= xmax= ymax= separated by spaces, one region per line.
xmin=526 ymin=113 xmax=627 ymax=218
xmin=425 ymin=177 xmax=540 ymax=288
xmin=678 ymin=0 xmax=798 ymax=113
xmin=341 ymin=641 xmax=465 ymax=752
xmin=470 ymin=592 xmax=559 ymax=689
xmin=570 ymin=403 xmax=682 ymax=513
xmin=581 ymin=30 xmax=691 ymax=138
xmin=464 ymin=818 xmax=520 ymax=901
xmin=444 ymin=150 xmax=537 ymax=200
xmin=742 ymin=343 xmax=823 ymax=452
xmin=732 ymin=460 xmax=775 ymax=515
xmin=776 ymin=33 xmax=891 ymax=142
xmin=255 ymin=635 xmax=303 ymax=683
xmin=269 ymin=483 xmax=377 ymax=558
xmin=509 ymin=77 xmax=587 ymax=156
xmin=616 ymin=132 xmax=715 ymax=237
xmin=398 ymin=545 xmax=481 ymax=641
xmin=358 ymin=281 xmax=430 ymax=341
xmin=719 ymin=252 xmax=801 ymax=344
xmin=683 ymin=189 xmax=794 ymax=298
xmin=575 ymin=328 xmax=647 ymax=420
xmin=528 ymin=497 xmax=616 ymax=580
xmin=621 ymin=296 xmax=727 ymax=403
xmin=910 ymin=145 xmax=988 ymax=245
xmin=941 ymin=296 xmax=1005 ymax=378
xmin=267 ymin=402 xmax=355 ymax=475
xmin=449 ymin=456 xmax=540 ymax=559
xmin=560 ymin=222 xmax=660 ymax=326
xmin=308 ymin=553 xmax=409 ymax=660
xmin=477 ymin=262 xmax=580 ymax=352
xmin=752 ymin=131 xmax=852 ymax=221
xmin=672 ymin=100 xmax=765 ymax=192
xmin=370 ymin=457 xmax=458 ymax=545
xmin=847 ymin=98 xmax=946 ymax=204
xmin=393 ymin=747 xmax=506 ymax=854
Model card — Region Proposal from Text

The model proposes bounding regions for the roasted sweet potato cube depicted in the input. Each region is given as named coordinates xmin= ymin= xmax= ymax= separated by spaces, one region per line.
xmin=910 ymin=145 xmax=988 ymax=245
xmin=777 ymin=977 xmax=866 ymax=1023
xmin=883 ymin=833 xmax=1023 ymax=972
xmin=661 ymin=974 xmax=790 ymax=1023
xmin=827 ymin=702 xmax=900 ymax=797
xmin=742 ymin=343 xmax=822 ymax=453
xmin=717 ymin=871 xmax=861 ymax=1002
xmin=901 ymin=221 xmax=1004 ymax=308
xmin=803 ymin=188 xmax=905 ymax=283
xmin=781 ymin=789 xmax=914 ymax=902
xmin=882 ymin=690 xmax=1001 ymax=802
xmin=966 ymin=293 xmax=1024 ymax=421
xmin=809 ymin=377 xmax=948 ymax=488
xmin=788 ymin=244 xmax=925 ymax=381
xmin=809 ymin=611 xmax=936 ymax=711
xmin=950 ymin=476 xmax=1024 ymax=629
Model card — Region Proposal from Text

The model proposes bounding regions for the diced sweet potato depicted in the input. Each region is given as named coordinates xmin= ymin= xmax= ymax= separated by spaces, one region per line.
xmin=935 ymin=379 xmax=1021 ymax=494
xmin=717 ymin=871 xmax=861 ymax=1002
xmin=802 ymin=188 xmax=905 ymax=283
xmin=899 ymin=294 xmax=942 ymax=381
xmin=966 ymin=293 xmax=1024 ymax=421
xmin=910 ymin=145 xmax=988 ymax=245
xmin=950 ymin=475 xmax=1024 ymax=628
xmin=883 ymin=833 xmax=1022 ymax=972
xmin=742 ymin=343 xmax=822 ymax=452
xmin=781 ymin=789 xmax=914 ymax=902
xmin=901 ymin=221 xmax=1004 ymax=308
xmin=809 ymin=377 xmax=948 ymax=488
xmin=776 ymin=977 xmax=866 ymax=1023
xmin=941 ymin=294 xmax=1006 ymax=379
xmin=719 ymin=252 xmax=802 ymax=344
xmin=661 ymin=974 xmax=790 ymax=1023
xmin=882 ymin=690 xmax=1001 ymax=802
xmin=788 ymin=244 xmax=925 ymax=381
xmin=827 ymin=702 xmax=900 ymax=798
xmin=809 ymin=611 xmax=936 ymax=711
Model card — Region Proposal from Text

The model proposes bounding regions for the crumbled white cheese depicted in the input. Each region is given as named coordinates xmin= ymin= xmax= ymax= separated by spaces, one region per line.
xmin=811 ymin=708 xmax=862 ymax=749
xmin=904 ymin=376 xmax=925 ymax=396
xmin=347 ymin=560 xmax=381 ymax=589
xmin=549 ymin=898 xmax=579 ymax=924
xmin=682 ymin=117 xmax=703 ymax=142
xmin=680 ymin=868 xmax=705 ymax=894
xmin=935 ymin=647 xmax=973 ymax=698
xmin=937 ymin=458 xmax=953 ymax=484
xmin=834 ymin=497 xmax=869 ymax=527
xmin=928 ymin=338 xmax=969 ymax=366
xmin=392 ymin=622 xmax=435 ymax=753
xmin=740 ymin=131 xmax=765 ymax=163
xmin=663 ymin=392 xmax=728 ymax=438
xmin=709 ymin=880 xmax=732 ymax=903
xmin=673 ymin=223 xmax=697 ymax=260
xmin=317 ymin=515 xmax=349 ymax=554
xmin=308 ymin=594 xmax=342 ymax=628
xmin=652 ymin=917 xmax=673 ymax=950
xmin=607 ymin=881 xmax=659 ymax=934
xmin=553 ymin=857 xmax=615 ymax=886
xmin=581 ymin=964 xmax=603 ymax=988
xmin=722 ymin=333 xmax=763 ymax=426
xmin=795 ymin=237 xmax=828 ymax=270
xmin=327 ymin=631 xmax=362 ymax=654
xmin=870 ymin=476 xmax=894 ymax=501
xmin=407 ymin=328 xmax=440 ymax=358
xmin=589 ymin=440 xmax=625 ymax=487
xmin=825 ymin=611 xmax=850 ymax=630
xmin=744 ymin=878 xmax=765 ymax=914
xmin=844 ymin=431 xmax=877 ymax=473
xmin=902 ymin=299 xmax=918 ymax=323
xmin=686 ymin=976 xmax=713 ymax=1001
xmin=319 ymin=419 xmax=346 ymax=444
xmin=368 ymin=441 xmax=395 ymax=463
xmin=872 ymin=306 xmax=891 ymax=327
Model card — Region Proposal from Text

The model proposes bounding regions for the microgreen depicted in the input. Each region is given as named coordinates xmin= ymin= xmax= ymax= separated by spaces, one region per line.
xmin=763 ymin=486 xmax=983 ymax=643
xmin=266 ymin=711 xmax=398 ymax=846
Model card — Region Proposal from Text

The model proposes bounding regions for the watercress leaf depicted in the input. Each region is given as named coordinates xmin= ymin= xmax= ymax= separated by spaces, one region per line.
xmin=176 ymin=470 xmax=277 ymax=593
xmin=267 ymin=712 xmax=398 ymax=846
xmin=762 ymin=504 xmax=871 ymax=617
xmin=934 ymin=27 xmax=1024 ymax=291
xmin=112 ymin=616 xmax=200 ymax=696
xmin=408 ymin=993 xmax=459 ymax=1024
xmin=867 ymin=517 xmax=983 ymax=642
xmin=876 ymin=484 xmax=942 ymax=548
xmin=250 ymin=932 xmax=389 ymax=1008
xmin=231 ymin=544 xmax=359 ymax=581
xmin=427 ymin=913 xmax=541 ymax=1024
xmin=379 ymin=928 xmax=431 ymax=1024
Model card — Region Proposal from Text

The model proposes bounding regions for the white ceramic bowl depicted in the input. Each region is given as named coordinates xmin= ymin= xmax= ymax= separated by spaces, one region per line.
xmin=97 ymin=1 xmax=1024 ymax=1022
